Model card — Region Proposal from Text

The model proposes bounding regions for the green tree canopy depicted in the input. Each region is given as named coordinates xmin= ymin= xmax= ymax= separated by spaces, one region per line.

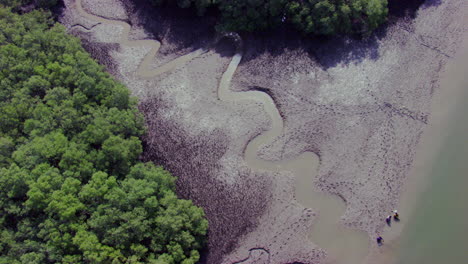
xmin=151 ymin=0 xmax=388 ymax=35
xmin=0 ymin=7 xmax=207 ymax=263
xmin=0 ymin=0 xmax=57 ymax=10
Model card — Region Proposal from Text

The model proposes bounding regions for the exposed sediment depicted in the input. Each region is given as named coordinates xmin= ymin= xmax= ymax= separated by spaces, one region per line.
xmin=61 ymin=1 xmax=320 ymax=263
xmin=231 ymin=0 xmax=466 ymax=238
xmin=58 ymin=0 xmax=467 ymax=263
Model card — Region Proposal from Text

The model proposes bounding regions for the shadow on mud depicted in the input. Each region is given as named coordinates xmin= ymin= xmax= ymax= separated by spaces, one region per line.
xmin=55 ymin=0 xmax=440 ymax=69
xmin=213 ymin=37 xmax=236 ymax=57
xmin=389 ymin=0 xmax=441 ymax=18
xmin=239 ymin=0 xmax=441 ymax=69
xmin=123 ymin=0 xmax=216 ymax=53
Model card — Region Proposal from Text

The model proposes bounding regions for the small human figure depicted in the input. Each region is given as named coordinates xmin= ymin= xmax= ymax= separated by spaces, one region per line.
xmin=393 ymin=210 xmax=400 ymax=221
xmin=386 ymin=215 xmax=392 ymax=225
xmin=376 ymin=236 xmax=384 ymax=245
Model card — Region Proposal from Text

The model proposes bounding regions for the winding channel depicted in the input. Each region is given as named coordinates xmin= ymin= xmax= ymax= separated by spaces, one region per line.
xmin=218 ymin=49 xmax=369 ymax=264
xmin=74 ymin=0 xmax=208 ymax=78
xmin=74 ymin=0 xmax=369 ymax=263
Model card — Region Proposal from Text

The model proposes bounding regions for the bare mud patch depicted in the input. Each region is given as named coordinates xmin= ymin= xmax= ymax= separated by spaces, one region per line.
xmin=82 ymin=0 xmax=128 ymax=20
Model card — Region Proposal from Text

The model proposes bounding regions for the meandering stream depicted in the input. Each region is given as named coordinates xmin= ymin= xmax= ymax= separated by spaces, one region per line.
xmin=74 ymin=0 xmax=208 ymax=78
xmin=218 ymin=51 xmax=369 ymax=264
xmin=74 ymin=0 xmax=369 ymax=262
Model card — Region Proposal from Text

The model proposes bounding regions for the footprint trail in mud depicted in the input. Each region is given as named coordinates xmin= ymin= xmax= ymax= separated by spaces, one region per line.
xmin=74 ymin=0 xmax=369 ymax=263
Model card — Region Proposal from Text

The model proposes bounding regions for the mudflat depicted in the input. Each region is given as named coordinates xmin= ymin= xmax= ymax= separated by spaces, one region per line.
xmin=367 ymin=32 xmax=468 ymax=264
xmin=58 ymin=0 xmax=467 ymax=263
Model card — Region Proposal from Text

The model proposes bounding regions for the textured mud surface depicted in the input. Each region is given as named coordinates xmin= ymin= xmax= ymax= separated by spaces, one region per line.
xmin=58 ymin=0 xmax=467 ymax=263
xmin=231 ymin=0 xmax=466 ymax=240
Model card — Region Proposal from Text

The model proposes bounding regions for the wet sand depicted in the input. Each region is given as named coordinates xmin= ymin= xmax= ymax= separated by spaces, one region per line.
xmin=366 ymin=32 xmax=468 ymax=264
xmin=294 ymin=155 xmax=369 ymax=264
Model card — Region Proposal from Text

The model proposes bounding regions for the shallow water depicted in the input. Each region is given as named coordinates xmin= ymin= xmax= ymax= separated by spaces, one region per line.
xmin=293 ymin=156 xmax=370 ymax=264
xmin=394 ymin=41 xmax=468 ymax=264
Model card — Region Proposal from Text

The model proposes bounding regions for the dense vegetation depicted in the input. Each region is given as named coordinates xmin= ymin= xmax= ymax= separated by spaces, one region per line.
xmin=0 ymin=7 xmax=207 ymax=264
xmin=151 ymin=0 xmax=388 ymax=35
xmin=0 ymin=0 xmax=57 ymax=9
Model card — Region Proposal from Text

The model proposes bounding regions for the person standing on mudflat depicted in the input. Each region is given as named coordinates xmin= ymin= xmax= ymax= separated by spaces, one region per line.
xmin=393 ymin=210 xmax=400 ymax=221
xmin=377 ymin=236 xmax=384 ymax=245
xmin=386 ymin=215 xmax=392 ymax=225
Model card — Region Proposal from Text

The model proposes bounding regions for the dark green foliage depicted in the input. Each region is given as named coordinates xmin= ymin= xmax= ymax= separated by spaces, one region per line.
xmin=0 ymin=0 xmax=57 ymax=9
xmin=286 ymin=0 xmax=388 ymax=35
xmin=150 ymin=0 xmax=388 ymax=35
xmin=0 ymin=8 xmax=207 ymax=263
xmin=216 ymin=0 xmax=285 ymax=32
xmin=0 ymin=0 xmax=24 ymax=9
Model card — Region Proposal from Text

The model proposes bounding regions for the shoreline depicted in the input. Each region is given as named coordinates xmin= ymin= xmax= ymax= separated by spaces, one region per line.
xmin=365 ymin=30 xmax=468 ymax=264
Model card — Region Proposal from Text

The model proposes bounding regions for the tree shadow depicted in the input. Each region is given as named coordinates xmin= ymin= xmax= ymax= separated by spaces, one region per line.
xmin=421 ymin=0 xmax=443 ymax=9
xmin=53 ymin=0 xmax=440 ymax=69
xmin=388 ymin=0 xmax=442 ymax=18
xmin=238 ymin=0 xmax=441 ymax=68
xmin=110 ymin=0 xmax=439 ymax=69
xmin=238 ymin=22 xmax=385 ymax=70
xmin=122 ymin=0 xmax=216 ymax=54
xmin=213 ymin=37 xmax=236 ymax=58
